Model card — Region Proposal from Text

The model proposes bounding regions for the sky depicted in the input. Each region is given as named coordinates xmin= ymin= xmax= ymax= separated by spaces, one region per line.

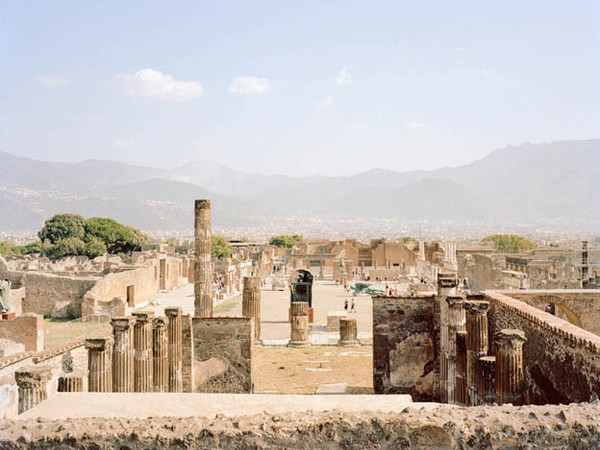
xmin=0 ymin=0 xmax=598 ymax=176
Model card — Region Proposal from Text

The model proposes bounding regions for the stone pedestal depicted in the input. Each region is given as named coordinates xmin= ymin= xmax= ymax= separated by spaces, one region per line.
xmin=165 ymin=306 xmax=183 ymax=392
xmin=132 ymin=311 xmax=154 ymax=392
xmin=445 ymin=296 xmax=465 ymax=404
xmin=58 ymin=373 xmax=84 ymax=392
xmin=152 ymin=316 xmax=169 ymax=392
xmin=477 ymin=356 xmax=496 ymax=405
xmin=338 ymin=317 xmax=359 ymax=347
xmin=456 ymin=330 xmax=468 ymax=406
xmin=111 ymin=317 xmax=135 ymax=392
xmin=290 ymin=302 xmax=310 ymax=347
xmin=85 ymin=337 xmax=113 ymax=392
xmin=495 ymin=329 xmax=527 ymax=406
xmin=242 ymin=277 xmax=261 ymax=341
xmin=194 ymin=199 xmax=213 ymax=317
xmin=464 ymin=300 xmax=489 ymax=406
xmin=15 ymin=366 xmax=51 ymax=414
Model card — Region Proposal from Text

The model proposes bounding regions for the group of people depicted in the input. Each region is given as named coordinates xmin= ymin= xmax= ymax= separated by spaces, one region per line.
xmin=344 ymin=298 xmax=356 ymax=313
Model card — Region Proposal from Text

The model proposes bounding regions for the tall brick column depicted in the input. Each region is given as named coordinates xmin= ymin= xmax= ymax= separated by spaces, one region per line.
xmin=290 ymin=302 xmax=310 ymax=347
xmin=436 ymin=272 xmax=458 ymax=403
xmin=242 ymin=277 xmax=261 ymax=341
xmin=495 ymin=329 xmax=527 ymax=406
xmin=455 ymin=330 xmax=468 ymax=406
xmin=194 ymin=199 xmax=213 ymax=317
xmin=464 ymin=300 xmax=489 ymax=406
xmin=85 ymin=337 xmax=113 ymax=392
xmin=111 ymin=317 xmax=135 ymax=392
xmin=338 ymin=317 xmax=359 ymax=347
xmin=132 ymin=311 xmax=154 ymax=392
xmin=165 ymin=306 xmax=183 ymax=392
xmin=445 ymin=296 xmax=465 ymax=404
xmin=152 ymin=316 xmax=169 ymax=392
xmin=477 ymin=356 xmax=496 ymax=405
xmin=15 ymin=366 xmax=51 ymax=414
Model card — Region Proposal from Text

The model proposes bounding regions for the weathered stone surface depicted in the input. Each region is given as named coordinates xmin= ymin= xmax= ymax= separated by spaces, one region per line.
xmin=194 ymin=199 xmax=213 ymax=318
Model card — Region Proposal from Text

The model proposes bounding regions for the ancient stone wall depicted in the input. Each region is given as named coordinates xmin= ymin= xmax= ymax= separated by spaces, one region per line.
xmin=0 ymin=314 xmax=43 ymax=352
xmin=21 ymin=273 xmax=97 ymax=318
xmin=373 ymin=295 xmax=435 ymax=400
xmin=0 ymin=339 xmax=88 ymax=419
xmin=9 ymin=287 xmax=25 ymax=316
xmin=192 ymin=318 xmax=253 ymax=393
xmin=484 ymin=290 xmax=600 ymax=404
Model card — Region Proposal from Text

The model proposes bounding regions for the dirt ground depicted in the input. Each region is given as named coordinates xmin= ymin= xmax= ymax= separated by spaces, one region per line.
xmin=253 ymin=345 xmax=373 ymax=394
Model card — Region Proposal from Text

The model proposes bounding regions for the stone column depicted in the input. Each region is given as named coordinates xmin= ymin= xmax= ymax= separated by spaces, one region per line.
xmin=445 ymin=296 xmax=465 ymax=404
xmin=194 ymin=199 xmax=213 ymax=317
xmin=181 ymin=314 xmax=195 ymax=393
xmin=132 ymin=311 xmax=154 ymax=393
xmin=152 ymin=316 xmax=169 ymax=393
xmin=495 ymin=329 xmax=527 ymax=406
xmin=85 ymin=337 xmax=113 ymax=392
xmin=477 ymin=356 xmax=496 ymax=405
xmin=290 ymin=302 xmax=310 ymax=347
xmin=58 ymin=373 xmax=84 ymax=392
xmin=111 ymin=317 xmax=135 ymax=392
xmin=436 ymin=272 xmax=458 ymax=403
xmin=338 ymin=317 xmax=359 ymax=347
xmin=464 ymin=300 xmax=490 ymax=406
xmin=15 ymin=366 xmax=51 ymax=414
xmin=455 ymin=330 xmax=468 ymax=406
xmin=165 ymin=306 xmax=183 ymax=392
xmin=242 ymin=277 xmax=262 ymax=341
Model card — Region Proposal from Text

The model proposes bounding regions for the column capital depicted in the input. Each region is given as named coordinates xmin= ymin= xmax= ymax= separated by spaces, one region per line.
xmin=132 ymin=311 xmax=155 ymax=323
xmin=111 ymin=316 xmax=135 ymax=331
xmin=15 ymin=366 xmax=52 ymax=389
xmin=85 ymin=337 xmax=113 ymax=351
xmin=195 ymin=199 xmax=211 ymax=209
xmin=445 ymin=296 xmax=465 ymax=307
xmin=165 ymin=306 xmax=182 ymax=318
xmin=496 ymin=329 xmax=527 ymax=348
xmin=243 ymin=276 xmax=260 ymax=290
xmin=464 ymin=300 xmax=490 ymax=315
xmin=438 ymin=272 xmax=458 ymax=288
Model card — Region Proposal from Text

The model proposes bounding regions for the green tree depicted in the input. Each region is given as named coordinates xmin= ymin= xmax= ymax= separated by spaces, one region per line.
xmin=84 ymin=237 xmax=107 ymax=259
xmin=38 ymin=214 xmax=85 ymax=244
xmin=211 ymin=235 xmax=232 ymax=259
xmin=84 ymin=217 xmax=148 ymax=255
xmin=482 ymin=234 xmax=536 ymax=253
xmin=45 ymin=237 xmax=86 ymax=260
xmin=269 ymin=234 xmax=303 ymax=248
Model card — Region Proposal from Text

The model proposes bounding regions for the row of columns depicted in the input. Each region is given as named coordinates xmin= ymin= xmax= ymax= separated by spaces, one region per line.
xmin=84 ymin=307 xmax=185 ymax=393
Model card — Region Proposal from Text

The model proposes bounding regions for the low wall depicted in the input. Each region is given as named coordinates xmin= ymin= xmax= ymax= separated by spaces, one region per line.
xmin=192 ymin=317 xmax=253 ymax=393
xmin=484 ymin=290 xmax=600 ymax=404
xmin=0 ymin=314 xmax=43 ymax=353
xmin=0 ymin=339 xmax=88 ymax=419
xmin=373 ymin=294 xmax=435 ymax=400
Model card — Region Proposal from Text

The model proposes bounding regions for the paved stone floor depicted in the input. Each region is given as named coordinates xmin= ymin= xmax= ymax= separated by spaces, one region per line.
xmin=20 ymin=393 xmax=426 ymax=419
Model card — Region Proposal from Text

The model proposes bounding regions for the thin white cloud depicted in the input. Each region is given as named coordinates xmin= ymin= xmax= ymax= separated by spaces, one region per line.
xmin=452 ymin=46 xmax=465 ymax=54
xmin=405 ymin=121 xmax=426 ymax=129
xmin=335 ymin=67 xmax=356 ymax=86
xmin=228 ymin=76 xmax=271 ymax=95
xmin=37 ymin=76 xmax=69 ymax=87
xmin=114 ymin=138 xmax=136 ymax=148
xmin=316 ymin=96 xmax=333 ymax=107
xmin=120 ymin=68 xmax=204 ymax=102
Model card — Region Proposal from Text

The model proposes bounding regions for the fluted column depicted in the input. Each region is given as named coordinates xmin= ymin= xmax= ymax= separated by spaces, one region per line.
xmin=445 ymin=296 xmax=465 ymax=404
xmin=132 ymin=311 xmax=154 ymax=392
xmin=436 ymin=272 xmax=458 ymax=403
xmin=85 ymin=337 xmax=113 ymax=392
xmin=111 ymin=317 xmax=135 ymax=392
xmin=165 ymin=306 xmax=183 ymax=392
xmin=15 ymin=366 xmax=51 ymax=414
xmin=338 ymin=317 xmax=359 ymax=347
xmin=242 ymin=277 xmax=261 ymax=341
xmin=495 ymin=329 xmax=527 ymax=406
xmin=290 ymin=302 xmax=310 ymax=347
xmin=477 ymin=356 xmax=496 ymax=405
xmin=455 ymin=330 xmax=468 ymax=406
xmin=194 ymin=199 xmax=213 ymax=317
xmin=58 ymin=373 xmax=84 ymax=392
xmin=152 ymin=316 xmax=169 ymax=392
xmin=464 ymin=300 xmax=489 ymax=406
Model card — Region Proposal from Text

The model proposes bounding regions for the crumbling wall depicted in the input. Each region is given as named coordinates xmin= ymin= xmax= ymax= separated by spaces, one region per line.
xmin=21 ymin=272 xmax=97 ymax=318
xmin=485 ymin=290 xmax=600 ymax=404
xmin=192 ymin=317 xmax=253 ymax=393
xmin=0 ymin=339 xmax=88 ymax=419
xmin=0 ymin=314 xmax=43 ymax=352
xmin=373 ymin=295 xmax=435 ymax=400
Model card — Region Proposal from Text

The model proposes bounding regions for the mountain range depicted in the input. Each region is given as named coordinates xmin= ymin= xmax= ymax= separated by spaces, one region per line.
xmin=0 ymin=140 xmax=598 ymax=232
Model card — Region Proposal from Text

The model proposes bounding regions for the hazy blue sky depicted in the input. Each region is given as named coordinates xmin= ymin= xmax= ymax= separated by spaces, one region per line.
xmin=1 ymin=1 xmax=598 ymax=176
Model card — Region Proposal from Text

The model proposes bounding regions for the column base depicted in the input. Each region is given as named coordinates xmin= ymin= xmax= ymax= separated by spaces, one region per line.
xmin=289 ymin=340 xmax=311 ymax=347
xmin=338 ymin=340 xmax=360 ymax=347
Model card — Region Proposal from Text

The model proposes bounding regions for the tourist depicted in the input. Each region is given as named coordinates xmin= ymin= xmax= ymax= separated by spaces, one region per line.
xmin=351 ymin=299 xmax=356 ymax=313
xmin=344 ymin=298 xmax=348 ymax=311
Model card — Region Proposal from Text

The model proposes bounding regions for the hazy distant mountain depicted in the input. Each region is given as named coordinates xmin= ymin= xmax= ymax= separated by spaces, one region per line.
xmin=0 ymin=140 xmax=598 ymax=231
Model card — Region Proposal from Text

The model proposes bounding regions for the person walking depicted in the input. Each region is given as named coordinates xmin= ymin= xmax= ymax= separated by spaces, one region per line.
xmin=344 ymin=298 xmax=349 ymax=311
xmin=351 ymin=299 xmax=356 ymax=313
